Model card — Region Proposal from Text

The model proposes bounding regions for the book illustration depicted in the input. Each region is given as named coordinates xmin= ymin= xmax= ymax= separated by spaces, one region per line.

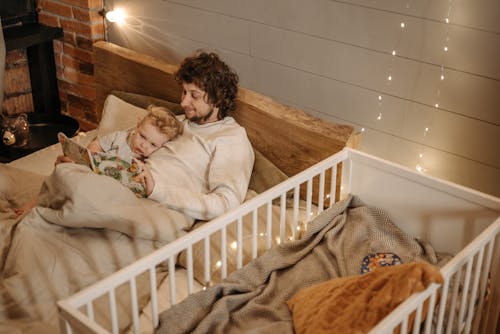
xmin=91 ymin=153 xmax=147 ymax=198
xmin=58 ymin=132 xmax=95 ymax=170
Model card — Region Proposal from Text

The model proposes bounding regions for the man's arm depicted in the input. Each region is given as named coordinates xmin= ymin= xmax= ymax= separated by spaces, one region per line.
xmin=148 ymin=134 xmax=254 ymax=220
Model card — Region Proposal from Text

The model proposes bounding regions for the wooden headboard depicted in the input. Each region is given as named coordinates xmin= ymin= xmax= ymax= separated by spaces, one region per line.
xmin=93 ymin=41 xmax=360 ymax=180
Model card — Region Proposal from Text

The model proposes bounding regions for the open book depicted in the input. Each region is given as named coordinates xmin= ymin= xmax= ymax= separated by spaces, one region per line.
xmin=58 ymin=133 xmax=147 ymax=197
xmin=58 ymin=132 xmax=95 ymax=170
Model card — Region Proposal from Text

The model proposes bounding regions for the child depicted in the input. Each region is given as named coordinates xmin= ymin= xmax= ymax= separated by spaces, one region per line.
xmin=87 ymin=105 xmax=183 ymax=197
xmin=14 ymin=106 xmax=182 ymax=215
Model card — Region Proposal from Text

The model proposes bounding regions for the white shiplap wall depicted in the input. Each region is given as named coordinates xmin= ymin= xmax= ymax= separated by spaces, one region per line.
xmin=106 ymin=0 xmax=500 ymax=197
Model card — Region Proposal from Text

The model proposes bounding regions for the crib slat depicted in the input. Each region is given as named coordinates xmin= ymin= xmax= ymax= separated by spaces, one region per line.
xmin=108 ymin=289 xmax=118 ymax=334
xmin=85 ymin=302 xmax=94 ymax=322
xmin=149 ymin=267 xmax=158 ymax=329
xmin=266 ymin=202 xmax=272 ymax=249
xmin=168 ymin=257 xmax=176 ymax=306
xmin=292 ymin=186 xmax=299 ymax=240
xmin=411 ymin=303 xmax=423 ymax=334
xmin=445 ymin=271 xmax=463 ymax=334
xmin=204 ymin=236 xmax=210 ymax=285
xmin=329 ymin=164 xmax=337 ymax=207
xmin=464 ymin=248 xmax=484 ymax=334
xmin=186 ymin=245 xmax=194 ymax=294
xmin=457 ymin=259 xmax=473 ymax=331
xmin=306 ymin=179 xmax=312 ymax=223
xmin=237 ymin=217 xmax=243 ymax=269
xmin=221 ymin=226 xmax=227 ymax=279
xmin=473 ymin=240 xmax=494 ymax=333
xmin=318 ymin=171 xmax=325 ymax=214
xmin=129 ymin=277 xmax=140 ymax=334
xmin=423 ymin=290 xmax=437 ymax=333
xmin=64 ymin=320 xmax=73 ymax=334
xmin=252 ymin=210 xmax=258 ymax=259
xmin=435 ymin=278 xmax=450 ymax=333
xmin=279 ymin=193 xmax=286 ymax=243
xmin=400 ymin=314 xmax=409 ymax=334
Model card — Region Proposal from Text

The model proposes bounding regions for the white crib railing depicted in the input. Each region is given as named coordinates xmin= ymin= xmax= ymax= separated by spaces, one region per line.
xmin=369 ymin=218 xmax=499 ymax=334
xmin=57 ymin=149 xmax=500 ymax=334
xmin=58 ymin=149 xmax=349 ymax=334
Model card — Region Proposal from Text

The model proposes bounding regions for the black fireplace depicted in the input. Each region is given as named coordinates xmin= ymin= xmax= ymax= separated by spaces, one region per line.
xmin=1 ymin=0 xmax=79 ymax=163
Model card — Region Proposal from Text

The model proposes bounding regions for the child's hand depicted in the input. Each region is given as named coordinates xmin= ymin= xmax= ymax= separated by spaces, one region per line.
xmin=55 ymin=154 xmax=75 ymax=165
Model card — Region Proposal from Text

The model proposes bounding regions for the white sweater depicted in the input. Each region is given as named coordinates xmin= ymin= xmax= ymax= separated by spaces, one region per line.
xmin=147 ymin=116 xmax=254 ymax=221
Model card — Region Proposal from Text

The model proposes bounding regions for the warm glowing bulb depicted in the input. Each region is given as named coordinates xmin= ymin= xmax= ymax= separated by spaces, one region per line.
xmin=435 ymin=103 xmax=439 ymax=108
xmin=415 ymin=164 xmax=425 ymax=173
xmin=378 ymin=95 xmax=382 ymax=101
xmin=215 ymin=260 xmax=222 ymax=268
xmin=230 ymin=241 xmax=238 ymax=250
xmin=387 ymin=75 xmax=392 ymax=81
xmin=443 ymin=46 xmax=448 ymax=52
xmin=392 ymin=50 xmax=396 ymax=56
xmin=377 ymin=113 xmax=382 ymax=120
xmin=440 ymin=74 xmax=445 ymax=80
xmin=445 ymin=18 xmax=450 ymax=24
xmin=400 ymin=22 xmax=405 ymax=28
xmin=105 ymin=9 xmax=126 ymax=24
xmin=425 ymin=127 xmax=429 ymax=132
xmin=361 ymin=127 xmax=365 ymax=132
xmin=419 ymin=153 xmax=423 ymax=158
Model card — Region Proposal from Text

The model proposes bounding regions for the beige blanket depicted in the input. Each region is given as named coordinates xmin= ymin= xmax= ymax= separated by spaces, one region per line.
xmin=0 ymin=163 xmax=192 ymax=333
xmin=157 ymin=195 xmax=449 ymax=334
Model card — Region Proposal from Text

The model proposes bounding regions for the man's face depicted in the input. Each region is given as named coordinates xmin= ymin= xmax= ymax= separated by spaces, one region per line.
xmin=180 ymin=82 xmax=219 ymax=124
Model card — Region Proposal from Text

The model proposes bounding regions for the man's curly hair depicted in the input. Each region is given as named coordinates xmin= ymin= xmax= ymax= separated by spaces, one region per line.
xmin=175 ymin=51 xmax=239 ymax=119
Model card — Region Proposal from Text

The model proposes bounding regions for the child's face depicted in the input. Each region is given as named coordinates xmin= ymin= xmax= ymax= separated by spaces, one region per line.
xmin=129 ymin=120 xmax=170 ymax=158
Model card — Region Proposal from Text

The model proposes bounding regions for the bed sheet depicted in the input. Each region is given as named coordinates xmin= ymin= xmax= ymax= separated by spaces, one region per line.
xmin=0 ymin=134 xmax=193 ymax=333
xmin=7 ymin=130 xmax=97 ymax=176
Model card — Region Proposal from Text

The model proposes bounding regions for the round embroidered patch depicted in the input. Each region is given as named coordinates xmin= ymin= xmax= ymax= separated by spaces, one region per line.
xmin=361 ymin=253 xmax=403 ymax=274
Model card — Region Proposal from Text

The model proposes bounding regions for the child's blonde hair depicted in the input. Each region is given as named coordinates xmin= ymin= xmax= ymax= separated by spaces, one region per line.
xmin=142 ymin=105 xmax=183 ymax=140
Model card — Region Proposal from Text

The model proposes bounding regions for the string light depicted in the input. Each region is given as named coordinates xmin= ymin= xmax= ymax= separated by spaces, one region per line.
xmin=387 ymin=75 xmax=392 ymax=81
xmin=392 ymin=50 xmax=396 ymax=56
xmin=400 ymin=22 xmax=405 ymax=28
xmin=415 ymin=164 xmax=426 ymax=173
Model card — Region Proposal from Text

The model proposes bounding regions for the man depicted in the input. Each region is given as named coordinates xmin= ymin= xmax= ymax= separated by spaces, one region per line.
xmin=143 ymin=52 xmax=254 ymax=221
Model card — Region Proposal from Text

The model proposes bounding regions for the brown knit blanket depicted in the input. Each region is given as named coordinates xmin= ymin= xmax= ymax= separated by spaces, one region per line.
xmin=156 ymin=195 xmax=449 ymax=334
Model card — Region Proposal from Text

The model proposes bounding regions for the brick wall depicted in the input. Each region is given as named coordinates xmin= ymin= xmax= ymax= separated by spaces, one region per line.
xmin=38 ymin=0 xmax=105 ymax=131
xmin=3 ymin=50 xmax=34 ymax=116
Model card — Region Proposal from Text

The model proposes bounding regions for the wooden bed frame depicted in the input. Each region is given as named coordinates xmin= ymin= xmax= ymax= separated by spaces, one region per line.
xmin=93 ymin=41 xmax=360 ymax=180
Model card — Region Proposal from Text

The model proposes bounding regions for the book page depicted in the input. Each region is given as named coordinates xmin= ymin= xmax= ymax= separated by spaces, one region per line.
xmin=58 ymin=132 xmax=94 ymax=170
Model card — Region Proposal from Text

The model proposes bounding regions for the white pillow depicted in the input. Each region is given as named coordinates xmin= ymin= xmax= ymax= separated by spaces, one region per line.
xmin=98 ymin=94 xmax=149 ymax=136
